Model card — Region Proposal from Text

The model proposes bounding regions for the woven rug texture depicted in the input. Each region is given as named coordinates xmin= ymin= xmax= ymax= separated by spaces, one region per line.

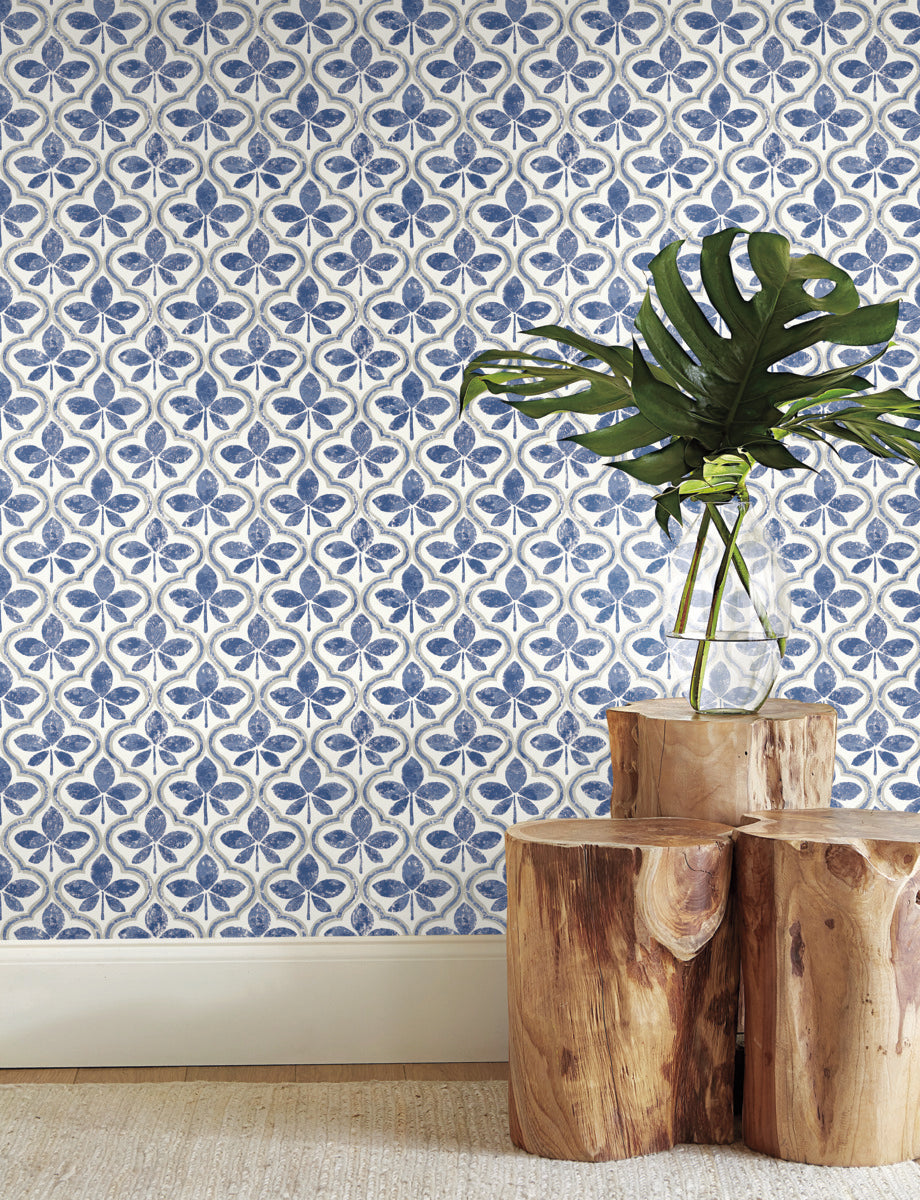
xmin=0 ymin=1081 xmax=917 ymax=1199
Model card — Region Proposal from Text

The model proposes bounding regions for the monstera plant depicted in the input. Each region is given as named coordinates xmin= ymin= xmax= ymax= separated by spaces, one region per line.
xmin=461 ymin=227 xmax=920 ymax=712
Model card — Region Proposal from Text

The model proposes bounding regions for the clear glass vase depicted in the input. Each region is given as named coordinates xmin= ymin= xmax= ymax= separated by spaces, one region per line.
xmin=667 ymin=496 xmax=789 ymax=715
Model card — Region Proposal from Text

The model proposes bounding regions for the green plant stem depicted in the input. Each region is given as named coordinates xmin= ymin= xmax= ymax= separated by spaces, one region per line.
xmin=689 ymin=505 xmax=743 ymax=710
xmin=673 ymin=507 xmax=712 ymax=636
xmin=687 ymin=501 xmax=785 ymax=709
xmin=707 ymin=504 xmax=787 ymax=653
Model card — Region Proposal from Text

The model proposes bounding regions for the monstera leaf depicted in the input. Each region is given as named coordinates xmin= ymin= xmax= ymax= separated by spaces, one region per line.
xmin=461 ymin=227 xmax=920 ymax=530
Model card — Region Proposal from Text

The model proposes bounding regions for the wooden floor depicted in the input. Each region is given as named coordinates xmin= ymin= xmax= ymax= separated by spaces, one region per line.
xmin=0 ymin=1063 xmax=509 ymax=1084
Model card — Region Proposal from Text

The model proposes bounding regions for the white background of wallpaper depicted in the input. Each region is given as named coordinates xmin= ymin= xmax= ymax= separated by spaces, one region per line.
xmin=1 ymin=0 xmax=920 ymax=941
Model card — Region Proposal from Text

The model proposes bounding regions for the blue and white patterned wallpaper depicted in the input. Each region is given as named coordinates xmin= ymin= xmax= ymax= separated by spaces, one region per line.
xmin=1 ymin=0 xmax=920 ymax=940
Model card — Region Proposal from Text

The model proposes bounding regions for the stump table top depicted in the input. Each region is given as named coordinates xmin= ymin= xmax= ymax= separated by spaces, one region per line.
xmin=609 ymin=698 xmax=835 ymax=724
xmin=740 ymin=807 xmax=920 ymax=845
xmin=507 ymin=816 xmax=734 ymax=848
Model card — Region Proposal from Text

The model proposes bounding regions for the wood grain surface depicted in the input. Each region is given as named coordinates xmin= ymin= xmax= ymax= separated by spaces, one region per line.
xmin=737 ymin=808 xmax=920 ymax=1166
xmin=506 ymin=817 xmax=739 ymax=1161
xmin=607 ymin=699 xmax=836 ymax=826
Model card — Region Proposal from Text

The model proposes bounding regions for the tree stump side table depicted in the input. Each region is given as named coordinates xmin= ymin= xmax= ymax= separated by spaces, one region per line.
xmin=506 ymin=817 xmax=739 ymax=1161
xmin=737 ymin=808 xmax=920 ymax=1166
xmin=606 ymin=699 xmax=837 ymax=826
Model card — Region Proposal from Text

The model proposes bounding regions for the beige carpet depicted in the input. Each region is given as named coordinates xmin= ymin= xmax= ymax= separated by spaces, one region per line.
xmin=0 ymin=1081 xmax=917 ymax=1199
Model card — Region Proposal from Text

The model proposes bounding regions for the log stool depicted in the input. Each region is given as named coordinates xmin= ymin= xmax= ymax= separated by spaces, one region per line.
xmin=606 ymin=699 xmax=836 ymax=825
xmin=506 ymin=817 xmax=739 ymax=1161
xmin=737 ymin=808 xmax=920 ymax=1166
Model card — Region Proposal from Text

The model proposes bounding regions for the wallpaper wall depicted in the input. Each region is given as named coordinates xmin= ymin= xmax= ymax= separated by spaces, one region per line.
xmin=0 ymin=0 xmax=919 ymax=940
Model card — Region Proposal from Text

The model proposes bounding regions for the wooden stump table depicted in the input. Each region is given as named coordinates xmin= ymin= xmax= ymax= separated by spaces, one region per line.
xmin=606 ymin=699 xmax=836 ymax=826
xmin=506 ymin=817 xmax=739 ymax=1161
xmin=737 ymin=808 xmax=920 ymax=1166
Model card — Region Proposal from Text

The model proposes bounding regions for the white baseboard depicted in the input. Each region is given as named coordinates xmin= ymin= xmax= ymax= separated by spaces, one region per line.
xmin=0 ymin=937 xmax=508 ymax=1068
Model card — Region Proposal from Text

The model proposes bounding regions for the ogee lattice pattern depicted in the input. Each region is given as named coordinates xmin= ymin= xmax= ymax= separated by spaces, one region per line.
xmin=1 ymin=0 xmax=920 ymax=939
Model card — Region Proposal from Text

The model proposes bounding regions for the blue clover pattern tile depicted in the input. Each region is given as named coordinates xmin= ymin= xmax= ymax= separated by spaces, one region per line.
xmin=2 ymin=0 xmax=920 ymax=939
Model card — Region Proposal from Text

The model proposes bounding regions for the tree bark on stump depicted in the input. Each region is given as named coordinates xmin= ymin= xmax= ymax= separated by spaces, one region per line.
xmin=737 ymin=808 xmax=920 ymax=1166
xmin=607 ymin=698 xmax=836 ymax=826
xmin=506 ymin=817 xmax=739 ymax=1161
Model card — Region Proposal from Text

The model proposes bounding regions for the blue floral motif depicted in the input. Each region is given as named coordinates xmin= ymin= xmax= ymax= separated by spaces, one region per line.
xmin=118 ymin=711 xmax=195 ymax=775
xmin=528 ymin=618 xmax=605 ymax=682
xmin=219 ymin=904 xmax=297 ymax=938
xmin=117 ymin=36 xmax=192 ymax=102
xmin=14 ymin=133 xmax=92 ymax=195
xmin=682 ymin=84 xmax=757 ymax=149
xmin=376 ymin=757 xmax=450 ymax=824
xmin=530 ymin=132 xmax=606 ymax=195
xmin=270 ymin=83 xmax=345 ymax=150
xmin=530 ymin=35 xmax=603 ymax=101
xmin=375 ymin=180 xmax=451 ymax=249
xmin=581 ymin=0 xmax=654 ymax=53
xmin=323 ymin=804 xmax=399 ymax=869
xmin=475 ymin=662 xmax=552 ymax=728
xmin=64 ymin=854 xmax=139 ymax=920
xmin=219 ymin=36 xmax=295 ymax=102
xmin=478 ymin=0 xmax=553 ymax=52
xmin=220 ymin=134 xmax=297 ymax=198
xmin=786 ymin=662 xmax=863 ymax=714
xmin=118 ymin=133 xmax=194 ymax=197
xmin=737 ymin=133 xmax=816 ymax=196
xmin=426 ymin=808 xmax=500 ymax=869
xmin=165 ymin=662 xmax=246 ymax=726
xmin=220 ymin=805 xmax=295 ymax=866
xmin=270 ymin=854 xmax=346 ymax=918
xmin=787 ymin=0 xmax=861 ymax=54
xmin=272 ymin=563 xmax=349 ymax=629
xmin=272 ymin=2 xmax=347 ymax=53
xmin=530 ymin=710 xmax=607 ymax=771
xmin=633 ymin=35 xmax=707 ymax=100
xmin=167 ymin=84 xmax=245 ymax=150
xmin=373 ymin=854 xmax=450 ymax=919
xmin=171 ymin=0 xmax=245 ymax=56
xmin=372 ymin=468 xmax=451 ymax=534
xmin=372 ymin=278 xmax=452 ymax=341
xmin=324 ymin=35 xmax=398 ymax=104
xmin=789 ymin=564 xmax=863 ymax=632
xmin=325 ymin=713 xmax=401 ymax=773
xmin=372 ymin=662 xmax=452 ymax=728
xmin=478 ymin=757 xmax=551 ymax=822
xmin=269 ymin=661 xmax=346 ymax=727
xmin=735 ymin=36 xmax=809 ymax=103
xmin=426 ymin=38 xmax=501 ymax=103
xmin=118 ymin=229 xmax=194 ymax=296
xmin=14 ymin=36 xmax=90 ymax=101
xmin=117 ymin=615 xmax=193 ymax=681
xmin=272 ymin=758 xmax=348 ymax=821
xmin=14 ymin=902 xmax=92 ymax=940
xmin=785 ymin=83 xmax=862 ymax=150
xmin=476 ymin=84 xmax=552 ymax=151
xmin=838 ymin=711 xmax=913 ymax=773
xmin=426 ymin=711 xmax=503 ymax=773
xmin=118 ymin=809 xmax=191 ymax=874
xmin=170 ymin=758 xmax=243 ymax=825
xmin=835 ymin=137 xmax=913 ymax=199
xmin=14 ymin=518 xmax=90 ymax=583
xmin=66 ymin=759 xmax=142 ymax=824
xmin=0 ymin=0 xmax=919 ymax=944
xmin=579 ymin=661 xmax=657 ymax=717
xmin=838 ymin=616 xmax=914 ymax=679
xmin=272 ymin=373 xmax=347 ymax=436
xmin=14 ymin=808 xmax=89 ymax=869
xmin=167 ymin=855 xmax=245 ymax=921
xmin=581 ymin=564 xmax=657 ymax=633
xmin=478 ymin=564 xmax=553 ymax=632
xmin=0 ymin=83 xmax=38 ymax=146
